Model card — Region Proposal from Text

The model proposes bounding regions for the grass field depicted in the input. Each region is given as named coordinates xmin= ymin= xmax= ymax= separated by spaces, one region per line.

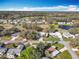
xmin=54 ymin=51 xmax=72 ymax=59
xmin=45 ymin=36 xmax=60 ymax=42
xmin=53 ymin=43 xmax=64 ymax=50
xmin=1 ymin=35 xmax=12 ymax=40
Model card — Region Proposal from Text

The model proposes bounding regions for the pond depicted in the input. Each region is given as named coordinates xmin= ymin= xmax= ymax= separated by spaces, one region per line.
xmin=59 ymin=25 xmax=75 ymax=30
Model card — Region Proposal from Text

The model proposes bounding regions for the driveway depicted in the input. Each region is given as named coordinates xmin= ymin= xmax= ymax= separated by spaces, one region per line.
xmin=60 ymin=40 xmax=79 ymax=59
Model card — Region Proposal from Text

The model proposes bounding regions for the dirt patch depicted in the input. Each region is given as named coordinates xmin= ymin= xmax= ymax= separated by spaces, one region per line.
xmin=0 ymin=24 xmax=14 ymax=29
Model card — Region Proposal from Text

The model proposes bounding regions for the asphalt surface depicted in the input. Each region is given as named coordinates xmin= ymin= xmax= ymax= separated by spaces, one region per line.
xmin=60 ymin=39 xmax=79 ymax=59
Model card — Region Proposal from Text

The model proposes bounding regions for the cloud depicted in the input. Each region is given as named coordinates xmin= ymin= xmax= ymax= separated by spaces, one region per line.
xmin=0 ymin=5 xmax=79 ymax=11
xmin=67 ymin=5 xmax=79 ymax=11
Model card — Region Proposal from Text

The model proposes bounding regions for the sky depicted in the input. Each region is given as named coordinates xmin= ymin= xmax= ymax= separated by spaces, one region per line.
xmin=0 ymin=0 xmax=79 ymax=11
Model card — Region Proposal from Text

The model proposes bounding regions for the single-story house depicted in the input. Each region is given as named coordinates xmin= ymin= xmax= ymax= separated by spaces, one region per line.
xmin=11 ymin=32 xmax=20 ymax=37
xmin=6 ymin=48 xmax=16 ymax=59
xmin=58 ymin=22 xmax=73 ymax=25
xmin=38 ymin=32 xmax=46 ymax=37
xmin=6 ymin=43 xmax=24 ymax=59
xmin=42 ymin=57 xmax=50 ymax=59
xmin=51 ymin=50 xmax=59 ymax=57
xmin=16 ymin=43 xmax=24 ymax=50
xmin=45 ymin=46 xmax=60 ymax=58
xmin=39 ymin=37 xmax=44 ymax=42
xmin=63 ymin=32 xmax=75 ymax=39
xmin=49 ymin=32 xmax=63 ymax=40
xmin=0 ymin=47 xmax=7 ymax=57
xmin=75 ymin=34 xmax=79 ymax=39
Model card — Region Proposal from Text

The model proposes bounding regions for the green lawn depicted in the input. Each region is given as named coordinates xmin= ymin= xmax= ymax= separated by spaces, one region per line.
xmin=1 ymin=35 xmax=12 ymax=40
xmin=63 ymin=24 xmax=73 ymax=26
xmin=63 ymin=37 xmax=76 ymax=42
xmin=53 ymin=43 xmax=64 ymax=50
xmin=63 ymin=38 xmax=72 ymax=41
xmin=6 ymin=43 xmax=18 ymax=48
xmin=45 ymin=36 xmax=60 ymax=42
xmin=54 ymin=51 xmax=72 ymax=59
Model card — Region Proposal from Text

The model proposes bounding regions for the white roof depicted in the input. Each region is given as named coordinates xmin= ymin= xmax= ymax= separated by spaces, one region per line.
xmin=39 ymin=32 xmax=46 ymax=36
xmin=63 ymin=32 xmax=75 ymax=38
xmin=39 ymin=37 xmax=43 ymax=41
xmin=0 ymin=48 xmax=7 ymax=54
xmin=51 ymin=50 xmax=59 ymax=57
xmin=7 ymin=48 xmax=16 ymax=55
xmin=17 ymin=44 xmax=24 ymax=50
xmin=14 ymin=49 xmax=21 ymax=56
xmin=7 ymin=48 xmax=22 ymax=56
xmin=49 ymin=32 xmax=62 ymax=39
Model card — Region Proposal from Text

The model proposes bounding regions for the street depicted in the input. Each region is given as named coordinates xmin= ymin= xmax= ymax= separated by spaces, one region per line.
xmin=60 ymin=39 xmax=79 ymax=59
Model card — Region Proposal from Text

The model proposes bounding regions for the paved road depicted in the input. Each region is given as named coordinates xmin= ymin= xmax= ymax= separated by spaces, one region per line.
xmin=60 ymin=40 xmax=79 ymax=59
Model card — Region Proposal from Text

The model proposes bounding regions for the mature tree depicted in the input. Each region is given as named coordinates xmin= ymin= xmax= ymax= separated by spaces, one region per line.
xmin=22 ymin=23 xmax=31 ymax=29
xmin=25 ymin=31 xmax=39 ymax=40
xmin=70 ymin=38 xmax=79 ymax=47
xmin=18 ymin=47 xmax=33 ymax=59
xmin=18 ymin=42 xmax=47 ymax=59
xmin=0 ymin=27 xmax=20 ymax=36
xmin=0 ymin=26 xmax=4 ymax=32
xmin=32 ymin=24 xmax=43 ymax=31
xmin=22 ymin=23 xmax=43 ymax=31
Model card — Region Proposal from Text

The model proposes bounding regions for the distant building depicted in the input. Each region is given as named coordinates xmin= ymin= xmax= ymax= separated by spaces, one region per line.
xmin=58 ymin=22 xmax=73 ymax=25
xmin=72 ymin=20 xmax=79 ymax=24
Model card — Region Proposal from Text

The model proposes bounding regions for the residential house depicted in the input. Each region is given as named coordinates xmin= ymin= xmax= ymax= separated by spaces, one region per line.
xmin=75 ymin=34 xmax=79 ymax=39
xmin=6 ymin=48 xmax=16 ymax=59
xmin=38 ymin=32 xmax=46 ymax=37
xmin=72 ymin=20 xmax=79 ymax=25
xmin=63 ymin=32 xmax=75 ymax=39
xmin=16 ymin=43 xmax=24 ymax=51
xmin=49 ymin=32 xmax=63 ymax=40
xmin=6 ymin=43 xmax=24 ymax=59
xmin=15 ymin=43 xmax=24 ymax=56
xmin=51 ymin=50 xmax=60 ymax=57
xmin=45 ymin=46 xmax=60 ymax=58
xmin=0 ymin=47 xmax=7 ymax=57
xmin=42 ymin=57 xmax=50 ymax=59
xmin=58 ymin=22 xmax=73 ymax=25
